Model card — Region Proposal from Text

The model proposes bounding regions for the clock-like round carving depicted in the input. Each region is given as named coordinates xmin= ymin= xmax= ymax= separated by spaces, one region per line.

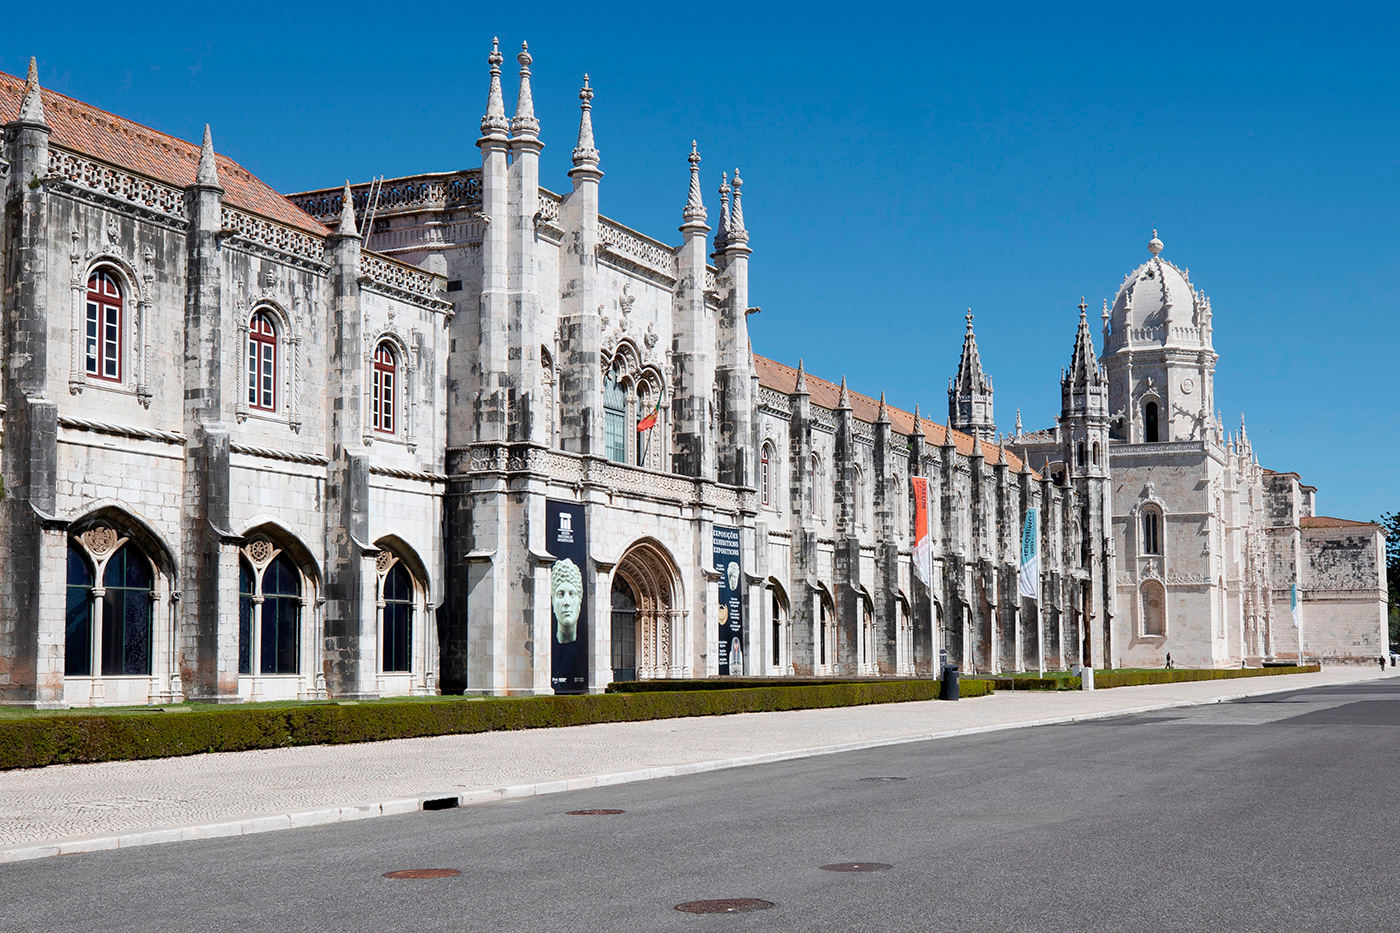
xmin=1181 ymin=377 xmax=1195 ymax=395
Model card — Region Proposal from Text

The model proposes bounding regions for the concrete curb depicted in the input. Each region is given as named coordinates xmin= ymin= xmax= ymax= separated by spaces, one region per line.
xmin=0 ymin=673 xmax=1359 ymax=864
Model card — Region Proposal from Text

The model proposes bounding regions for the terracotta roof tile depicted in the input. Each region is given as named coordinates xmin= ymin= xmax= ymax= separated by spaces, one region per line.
xmin=753 ymin=355 xmax=1033 ymax=474
xmin=1301 ymin=516 xmax=1379 ymax=529
xmin=0 ymin=70 xmax=327 ymax=235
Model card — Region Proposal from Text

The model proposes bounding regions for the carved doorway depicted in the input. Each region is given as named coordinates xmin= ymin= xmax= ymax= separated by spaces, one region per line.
xmin=612 ymin=542 xmax=680 ymax=679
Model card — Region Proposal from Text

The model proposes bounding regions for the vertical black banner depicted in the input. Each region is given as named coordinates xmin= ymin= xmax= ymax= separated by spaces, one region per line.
xmin=546 ymin=500 xmax=588 ymax=694
xmin=714 ymin=525 xmax=743 ymax=676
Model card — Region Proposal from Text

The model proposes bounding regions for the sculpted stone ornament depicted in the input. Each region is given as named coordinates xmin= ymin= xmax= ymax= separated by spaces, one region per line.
xmin=83 ymin=525 xmax=118 ymax=557
xmin=551 ymin=557 xmax=583 ymax=644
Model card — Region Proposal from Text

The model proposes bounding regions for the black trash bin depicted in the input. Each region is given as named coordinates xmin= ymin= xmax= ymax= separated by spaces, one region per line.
xmin=939 ymin=664 xmax=960 ymax=701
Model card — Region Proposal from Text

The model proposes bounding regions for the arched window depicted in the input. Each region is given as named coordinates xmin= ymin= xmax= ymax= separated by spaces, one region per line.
xmin=770 ymin=587 xmax=785 ymax=666
xmin=1093 ymin=442 xmax=1101 ymax=466
xmin=635 ymin=382 xmax=659 ymax=467
xmin=1141 ymin=579 xmax=1167 ymax=636
xmin=819 ymin=598 xmax=829 ymax=666
xmin=260 ymin=555 xmax=301 ymax=675
xmin=603 ymin=362 xmax=626 ymax=463
xmin=1076 ymin=442 xmax=1085 ymax=467
xmin=760 ymin=443 xmax=773 ymax=507
xmin=372 ymin=342 xmax=397 ymax=434
xmin=238 ymin=559 xmax=254 ymax=675
xmin=1144 ymin=401 xmax=1159 ymax=443
xmin=65 ymin=544 xmax=95 ymax=676
xmin=101 ymin=544 xmax=153 ymax=676
xmin=1142 ymin=507 xmax=1163 ymax=555
xmin=85 ymin=269 xmax=123 ymax=381
xmin=610 ymin=576 xmax=637 ymax=682
xmin=853 ymin=465 xmax=866 ymax=526
xmin=247 ymin=311 xmax=277 ymax=411
xmin=382 ymin=562 xmax=414 ymax=673
xmin=810 ymin=455 xmax=822 ymax=519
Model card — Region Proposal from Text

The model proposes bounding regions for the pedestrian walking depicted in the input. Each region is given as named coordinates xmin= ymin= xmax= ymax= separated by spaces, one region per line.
xmin=1380 ymin=656 xmax=1387 ymax=672
xmin=1165 ymin=652 xmax=1173 ymax=670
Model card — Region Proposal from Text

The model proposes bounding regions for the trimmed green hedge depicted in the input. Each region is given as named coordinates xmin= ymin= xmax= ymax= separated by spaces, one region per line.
xmin=1093 ymin=665 xmax=1320 ymax=689
xmin=984 ymin=676 xmax=1080 ymax=691
xmin=608 ymin=677 xmax=940 ymax=693
xmin=0 ymin=678 xmax=993 ymax=771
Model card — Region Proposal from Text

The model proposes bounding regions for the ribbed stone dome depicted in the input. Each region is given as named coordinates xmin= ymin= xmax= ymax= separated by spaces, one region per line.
xmin=1104 ymin=231 xmax=1212 ymax=354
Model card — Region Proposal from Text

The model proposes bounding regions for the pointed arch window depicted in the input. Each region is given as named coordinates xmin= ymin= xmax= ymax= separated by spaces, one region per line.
xmin=65 ymin=545 xmax=95 ymax=677
xmin=372 ymin=342 xmax=397 ymax=434
xmin=603 ymin=362 xmax=626 ymax=463
xmin=247 ymin=311 xmax=278 ymax=412
xmin=260 ymin=555 xmax=302 ymax=675
xmin=1076 ymin=442 xmax=1086 ymax=467
xmin=853 ymin=464 xmax=867 ymax=527
xmin=85 ymin=269 xmax=123 ymax=382
xmin=382 ymin=562 xmax=414 ymax=673
xmin=760 ymin=443 xmax=773 ymax=507
xmin=238 ymin=558 xmax=255 ymax=675
xmin=810 ymin=455 xmax=823 ymax=519
xmin=1144 ymin=401 xmax=1159 ymax=443
xmin=1093 ymin=441 xmax=1101 ymax=466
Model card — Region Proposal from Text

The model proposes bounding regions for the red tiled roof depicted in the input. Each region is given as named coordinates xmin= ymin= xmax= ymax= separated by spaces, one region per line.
xmin=753 ymin=355 xmax=1032 ymax=474
xmin=0 ymin=70 xmax=327 ymax=235
xmin=1301 ymin=516 xmax=1379 ymax=529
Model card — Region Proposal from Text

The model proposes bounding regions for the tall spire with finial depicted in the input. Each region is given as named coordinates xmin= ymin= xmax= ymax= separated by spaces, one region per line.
xmin=794 ymin=358 xmax=807 ymax=395
xmin=1015 ymin=408 xmax=1023 ymax=437
xmin=481 ymin=38 xmax=509 ymax=138
xmin=18 ymin=56 xmax=45 ymax=124
xmin=1066 ymin=296 xmax=1102 ymax=388
xmin=715 ymin=171 xmax=731 ymax=247
xmin=949 ymin=308 xmax=995 ymax=442
xmin=196 ymin=124 xmax=220 ymax=188
xmin=876 ymin=391 xmax=890 ymax=424
xmin=683 ymin=140 xmax=707 ymax=225
xmin=837 ymin=375 xmax=851 ymax=411
xmin=510 ymin=41 xmax=539 ymax=138
xmin=728 ymin=167 xmax=748 ymax=243
xmin=336 ymin=181 xmax=358 ymax=237
xmin=570 ymin=73 xmax=599 ymax=169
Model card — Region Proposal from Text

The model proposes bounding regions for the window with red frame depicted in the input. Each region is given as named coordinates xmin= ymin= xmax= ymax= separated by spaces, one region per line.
xmin=247 ymin=312 xmax=277 ymax=411
xmin=372 ymin=343 xmax=396 ymax=434
xmin=85 ymin=270 xmax=123 ymax=381
xmin=760 ymin=443 xmax=772 ymax=507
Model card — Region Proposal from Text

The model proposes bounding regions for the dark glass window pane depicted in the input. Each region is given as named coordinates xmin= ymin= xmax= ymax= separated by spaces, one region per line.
xmin=100 ymin=546 xmax=153 ymax=676
xmin=382 ymin=563 xmax=413 ymax=673
xmin=238 ymin=560 xmax=254 ymax=676
xmin=610 ymin=578 xmax=636 ymax=681
xmin=65 ymin=545 xmax=94 ymax=676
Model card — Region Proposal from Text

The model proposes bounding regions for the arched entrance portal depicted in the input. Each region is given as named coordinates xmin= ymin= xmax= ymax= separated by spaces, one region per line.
xmin=610 ymin=542 xmax=682 ymax=681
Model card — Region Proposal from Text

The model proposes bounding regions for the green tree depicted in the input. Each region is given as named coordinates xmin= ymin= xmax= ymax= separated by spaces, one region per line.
xmin=1381 ymin=511 xmax=1400 ymax=647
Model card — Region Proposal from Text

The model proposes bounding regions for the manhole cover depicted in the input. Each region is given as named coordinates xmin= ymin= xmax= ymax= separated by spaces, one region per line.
xmin=820 ymin=863 xmax=892 ymax=872
xmin=859 ymin=777 xmax=907 ymax=782
xmin=674 ymin=899 xmax=774 ymax=914
xmin=567 ymin=808 xmax=625 ymax=815
xmin=382 ymin=869 xmax=461 ymax=880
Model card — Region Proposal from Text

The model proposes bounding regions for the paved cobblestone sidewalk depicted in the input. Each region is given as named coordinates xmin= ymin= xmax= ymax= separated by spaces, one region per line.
xmin=0 ymin=668 xmax=1388 ymax=859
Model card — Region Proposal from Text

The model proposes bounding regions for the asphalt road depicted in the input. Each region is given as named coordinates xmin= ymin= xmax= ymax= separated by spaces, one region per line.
xmin=3 ymin=678 xmax=1398 ymax=933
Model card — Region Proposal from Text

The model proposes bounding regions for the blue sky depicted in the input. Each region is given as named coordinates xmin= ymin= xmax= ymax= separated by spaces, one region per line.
xmin=6 ymin=1 xmax=1397 ymax=519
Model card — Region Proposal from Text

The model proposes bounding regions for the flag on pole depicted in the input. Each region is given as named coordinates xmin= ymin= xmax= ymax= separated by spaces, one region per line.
xmin=636 ymin=389 xmax=663 ymax=466
xmin=1018 ymin=507 xmax=1039 ymax=599
xmin=1290 ymin=584 xmax=1300 ymax=628
xmin=911 ymin=477 xmax=932 ymax=586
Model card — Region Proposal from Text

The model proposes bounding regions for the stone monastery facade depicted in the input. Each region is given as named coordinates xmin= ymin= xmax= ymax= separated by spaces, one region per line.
xmin=0 ymin=49 xmax=1385 ymax=707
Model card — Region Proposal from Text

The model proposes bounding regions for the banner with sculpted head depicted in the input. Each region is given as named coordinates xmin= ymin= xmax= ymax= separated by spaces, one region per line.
xmin=546 ymin=500 xmax=589 ymax=694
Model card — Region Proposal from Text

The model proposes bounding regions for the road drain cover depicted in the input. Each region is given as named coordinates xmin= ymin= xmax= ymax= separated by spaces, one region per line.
xmin=382 ymin=869 xmax=461 ymax=879
xmin=567 ymin=808 xmax=625 ymax=815
xmin=821 ymin=863 xmax=892 ymax=872
xmin=674 ymin=899 xmax=774 ymax=914
xmin=859 ymin=777 xmax=907 ymax=782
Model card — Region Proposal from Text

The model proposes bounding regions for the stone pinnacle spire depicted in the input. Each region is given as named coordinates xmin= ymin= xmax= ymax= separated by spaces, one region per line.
xmin=716 ymin=171 xmax=731 ymax=246
xmin=511 ymin=41 xmax=540 ymax=138
xmin=997 ymin=442 xmax=1007 ymax=466
xmin=18 ymin=56 xmax=45 ymax=124
xmin=682 ymin=140 xmax=707 ymax=225
xmin=481 ymin=38 xmax=509 ymax=138
xmin=949 ymin=308 xmax=995 ymax=442
xmin=196 ymin=124 xmax=220 ymax=187
xmin=794 ymin=358 xmax=808 ymax=394
xmin=1067 ymin=296 xmax=1101 ymax=388
xmin=570 ymin=74 xmax=599 ymax=168
xmin=1015 ymin=408 xmax=1023 ymax=436
xmin=728 ymin=167 xmax=749 ymax=243
xmin=336 ymin=181 xmax=358 ymax=236
xmin=837 ymin=376 xmax=851 ymax=411
xmin=876 ymin=391 xmax=890 ymax=424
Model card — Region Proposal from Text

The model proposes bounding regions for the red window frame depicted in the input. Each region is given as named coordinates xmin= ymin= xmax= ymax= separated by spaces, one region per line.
xmin=247 ymin=312 xmax=277 ymax=411
xmin=372 ymin=343 xmax=397 ymax=434
xmin=85 ymin=270 xmax=123 ymax=382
